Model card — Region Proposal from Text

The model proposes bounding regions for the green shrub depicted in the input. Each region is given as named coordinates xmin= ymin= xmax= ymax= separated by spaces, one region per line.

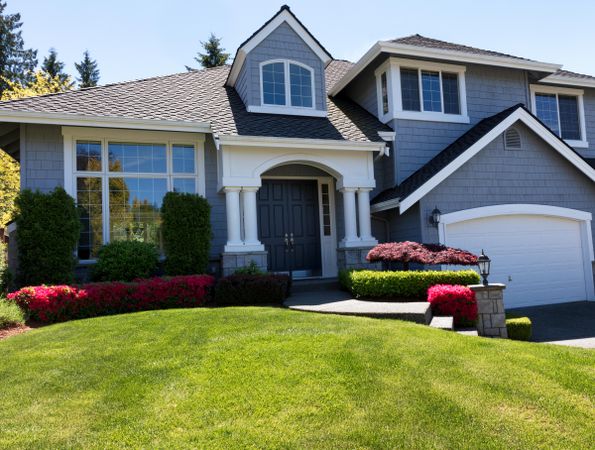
xmin=341 ymin=269 xmax=480 ymax=300
xmin=92 ymin=240 xmax=159 ymax=282
xmin=215 ymin=274 xmax=291 ymax=306
xmin=0 ymin=240 xmax=11 ymax=294
xmin=234 ymin=260 xmax=265 ymax=276
xmin=161 ymin=192 xmax=212 ymax=275
xmin=506 ymin=315 xmax=532 ymax=341
xmin=15 ymin=187 xmax=80 ymax=287
xmin=0 ymin=297 xmax=25 ymax=329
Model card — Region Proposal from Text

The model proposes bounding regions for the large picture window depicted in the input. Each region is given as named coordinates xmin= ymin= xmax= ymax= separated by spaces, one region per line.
xmin=65 ymin=129 xmax=205 ymax=260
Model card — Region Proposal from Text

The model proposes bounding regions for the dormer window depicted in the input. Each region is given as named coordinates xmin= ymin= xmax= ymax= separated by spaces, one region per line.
xmin=260 ymin=60 xmax=314 ymax=111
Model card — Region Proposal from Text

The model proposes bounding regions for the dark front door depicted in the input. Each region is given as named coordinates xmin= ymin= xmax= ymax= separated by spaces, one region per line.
xmin=258 ymin=180 xmax=322 ymax=277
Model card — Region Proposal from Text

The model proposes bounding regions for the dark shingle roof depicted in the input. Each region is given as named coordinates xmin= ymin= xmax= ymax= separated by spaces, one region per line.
xmin=389 ymin=34 xmax=535 ymax=62
xmin=372 ymin=104 xmax=525 ymax=205
xmin=552 ymin=69 xmax=595 ymax=82
xmin=0 ymin=62 xmax=390 ymax=142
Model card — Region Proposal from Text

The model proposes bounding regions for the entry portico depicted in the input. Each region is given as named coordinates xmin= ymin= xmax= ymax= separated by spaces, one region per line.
xmin=217 ymin=135 xmax=385 ymax=276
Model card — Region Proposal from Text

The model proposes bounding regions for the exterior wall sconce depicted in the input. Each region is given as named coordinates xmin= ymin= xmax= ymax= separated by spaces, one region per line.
xmin=429 ymin=207 xmax=441 ymax=227
xmin=477 ymin=249 xmax=491 ymax=286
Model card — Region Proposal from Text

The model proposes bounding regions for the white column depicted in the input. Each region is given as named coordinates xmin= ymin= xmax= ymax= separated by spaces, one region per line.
xmin=224 ymin=187 xmax=243 ymax=251
xmin=357 ymin=188 xmax=378 ymax=246
xmin=340 ymin=187 xmax=359 ymax=247
xmin=241 ymin=187 xmax=264 ymax=251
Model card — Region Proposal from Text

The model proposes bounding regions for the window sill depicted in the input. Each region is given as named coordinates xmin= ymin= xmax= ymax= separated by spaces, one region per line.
xmin=565 ymin=139 xmax=589 ymax=149
xmin=247 ymin=105 xmax=327 ymax=118
xmin=394 ymin=111 xmax=470 ymax=124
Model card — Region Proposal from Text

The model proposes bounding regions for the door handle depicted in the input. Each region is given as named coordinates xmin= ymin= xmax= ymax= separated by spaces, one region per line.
xmin=289 ymin=232 xmax=294 ymax=247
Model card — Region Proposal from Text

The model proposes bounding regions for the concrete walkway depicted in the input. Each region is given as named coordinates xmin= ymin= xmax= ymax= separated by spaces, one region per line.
xmin=285 ymin=290 xmax=432 ymax=324
xmin=508 ymin=301 xmax=595 ymax=349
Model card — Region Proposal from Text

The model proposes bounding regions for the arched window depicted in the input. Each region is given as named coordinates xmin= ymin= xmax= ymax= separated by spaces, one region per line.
xmin=261 ymin=60 xmax=314 ymax=109
xmin=504 ymin=127 xmax=522 ymax=150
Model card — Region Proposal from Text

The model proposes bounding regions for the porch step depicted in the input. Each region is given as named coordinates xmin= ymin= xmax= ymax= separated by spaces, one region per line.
xmin=285 ymin=291 xmax=432 ymax=325
xmin=291 ymin=278 xmax=340 ymax=293
xmin=456 ymin=328 xmax=479 ymax=336
xmin=429 ymin=316 xmax=454 ymax=331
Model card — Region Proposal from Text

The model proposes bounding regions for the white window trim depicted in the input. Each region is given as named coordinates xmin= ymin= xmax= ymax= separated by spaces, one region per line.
xmin=251 ymin=59 xmax=325 ymax=117
xmin=529 ymin=84 xmax=588 ymax=148
xmin=62 ymin=127 xmax=206 ymax=262
xmin=375 ymin=57 xmax=469 ymax=124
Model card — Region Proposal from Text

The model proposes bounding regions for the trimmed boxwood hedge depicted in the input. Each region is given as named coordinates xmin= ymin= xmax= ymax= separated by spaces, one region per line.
xmin=506 ymin=315 xmax=532 ymax=341
xmin=15 ymin=187 xmax=80 ymax=287
xmin=92 ymin=240 xmax=159 ymax=282
xmin=340 ymin=269 xmax=480 ymax=300
xmin=161 ymin=192 xmax=211 ymax=276
xmin=215 ymin=274 xmax=291 ymax=306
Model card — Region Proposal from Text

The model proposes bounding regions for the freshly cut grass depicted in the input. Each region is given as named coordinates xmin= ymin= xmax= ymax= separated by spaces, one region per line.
xmin=0 ymin=298 xmax=25 ymax=329
xmin=0 ymin=308 xmax=593 ymax=449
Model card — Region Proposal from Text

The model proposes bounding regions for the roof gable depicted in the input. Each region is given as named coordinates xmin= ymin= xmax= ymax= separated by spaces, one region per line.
xmin=226 ymin=5 xmax=332 ymax=87
xmin=371 ymin=105 xmax=595 ymax=213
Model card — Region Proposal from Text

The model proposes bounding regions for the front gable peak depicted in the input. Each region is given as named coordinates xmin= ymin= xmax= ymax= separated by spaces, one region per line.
xmin=226 ymin=5 xmax=332 ymax=87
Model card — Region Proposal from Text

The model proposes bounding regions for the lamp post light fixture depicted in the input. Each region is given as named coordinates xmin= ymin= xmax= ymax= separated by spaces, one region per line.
xmin=477 ymin=249 xmax=491 ymax=286
xmin=429 ymin=207 xmax=441 ymax=227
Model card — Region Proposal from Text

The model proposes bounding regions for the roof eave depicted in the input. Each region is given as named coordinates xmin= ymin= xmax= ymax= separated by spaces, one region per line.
xmin=329 ymin=41 xmax=562 ymax=96
xmin=539 ymin=75 xmax=595 ymax=89
xmin=0 ymin=110 xmax=212 ymax=133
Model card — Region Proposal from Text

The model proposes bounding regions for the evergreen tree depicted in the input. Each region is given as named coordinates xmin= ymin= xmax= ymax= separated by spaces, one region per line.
xmin=0 ymin=1 xmax=38 ymax=97
xmin=186 ymin=33 xmax=229 ymax=70
xmin=42 ymin=48 xmax=71 ymax=85
xmin=75 ymin=50 xmax=100 ymax=88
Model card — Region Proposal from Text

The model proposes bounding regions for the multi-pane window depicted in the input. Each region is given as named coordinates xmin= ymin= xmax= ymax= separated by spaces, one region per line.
xmin=321 ymin=184 xmax=331 ymax=236
xmin=380 ymin=72 xmax=389 ymax=115
xmin=73 ymin=139 xmax=201 ymax=259
xmin=534 ymin=91 xmax=582 ymax=141
xmin=262 ymin=62 xmax=286 ymax=106
xmin=400 ymin=67 xmax=461 ymax=115
xmin=261 ymin=60 xmax=314 ymax=109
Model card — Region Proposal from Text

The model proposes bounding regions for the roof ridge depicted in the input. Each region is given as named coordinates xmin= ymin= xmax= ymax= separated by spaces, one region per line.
xmin=0 ymin=65 xmax=229 ymax=105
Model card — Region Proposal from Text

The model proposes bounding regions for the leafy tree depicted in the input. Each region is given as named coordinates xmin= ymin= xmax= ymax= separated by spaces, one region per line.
xmin=1 ymin=70 xmax=74 ymax=100
xmin=75 ymin=50 xmax=99 ymax=88
xmin=186 ymin=33 xmax=229 ymax=70
xmin=0 ymin=150 xmax=19 ymax=228
xmin=41 ymin=48 xmax=72 ymax=86
xmin=0 ymin=1 xmax=38 ymax=97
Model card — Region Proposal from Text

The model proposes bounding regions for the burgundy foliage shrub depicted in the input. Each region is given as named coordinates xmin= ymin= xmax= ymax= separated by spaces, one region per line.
xmin=427 ymin=284 xmax=478 ymax=326
xmin=7 ymin=275 xmax=215 ymax=323
xmin=366 ymin=241 xmax=478 ymax=269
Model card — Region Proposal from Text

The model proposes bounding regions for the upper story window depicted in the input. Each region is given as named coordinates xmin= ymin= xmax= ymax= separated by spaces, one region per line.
xmin=260 ymin=60 xmax=314 ymax=110
xmin=530 ymin=85 xmax=588 ymax=148
xmin=375 ymin=57 xmax=469 ymax=124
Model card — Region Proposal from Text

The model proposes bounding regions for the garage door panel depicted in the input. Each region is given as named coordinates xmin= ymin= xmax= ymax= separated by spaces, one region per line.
xmin=445 ymin=213 xmax=588 ymax=308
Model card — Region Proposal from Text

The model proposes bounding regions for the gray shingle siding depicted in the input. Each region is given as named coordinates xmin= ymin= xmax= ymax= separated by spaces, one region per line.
xmin=344 ymin=63 xmax=378 ymax=117
xmin=204 ymin=137 xmax=227 ymax=258
xmin=388 ymin=205 xmax=422 ymax=243
xmin=417 ymin=122 xmax=595 ymax=244
xmin=20 ymin=124 xmax=64 ymax=192
xmin=392 ymin=64 xmax=529 ymax=184
xmin=239 ymin=21 xmax=326 ymax=111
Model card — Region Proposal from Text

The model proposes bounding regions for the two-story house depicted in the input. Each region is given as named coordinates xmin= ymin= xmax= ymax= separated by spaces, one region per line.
xmin=1 ymin=5 xmax=595 ymax=308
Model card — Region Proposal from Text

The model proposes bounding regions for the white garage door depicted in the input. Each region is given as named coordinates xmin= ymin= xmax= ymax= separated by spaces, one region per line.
xmin=445 ymin=213 xmax=590 ymax=308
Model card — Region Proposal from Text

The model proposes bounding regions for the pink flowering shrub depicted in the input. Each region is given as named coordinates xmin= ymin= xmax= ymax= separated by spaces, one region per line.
xmin=427 ymin=284 xmax=478 ymax=326
xmin=366 ymin=241 xmax=478 ymax=269
xmin=8 ymin=275 xmax=215 ymax=323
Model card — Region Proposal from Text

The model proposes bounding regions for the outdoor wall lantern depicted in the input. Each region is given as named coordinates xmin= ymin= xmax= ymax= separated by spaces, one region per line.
xmin=429 ymin=207 xmax=441 ymax=227
xmin=477 ymin=250 xmax=491 ymax=286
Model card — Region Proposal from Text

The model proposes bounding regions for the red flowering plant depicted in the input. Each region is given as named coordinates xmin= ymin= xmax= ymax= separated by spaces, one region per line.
xmin=427 ymin=284 xmax=478 ymax=326
xmin=366 ymin=241 xmax=478 ymax=270
xmin=7 ymin=275 xmax=215 ymax=324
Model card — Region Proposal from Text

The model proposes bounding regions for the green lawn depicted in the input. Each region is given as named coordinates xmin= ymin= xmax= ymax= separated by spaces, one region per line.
xmin=0 ymin=308 xmax=593 ymax=449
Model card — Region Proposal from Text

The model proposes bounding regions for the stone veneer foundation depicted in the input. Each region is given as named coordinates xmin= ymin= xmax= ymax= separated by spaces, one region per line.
xmin=221 ymin=251 xmax=268 ymax=276
xmin=337 ymin=246 xmax=381 ymax=271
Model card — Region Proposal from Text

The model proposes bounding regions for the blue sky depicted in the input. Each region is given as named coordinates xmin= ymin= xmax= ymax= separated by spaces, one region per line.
xmin=9 ymin=0 xmax=595 ymax=85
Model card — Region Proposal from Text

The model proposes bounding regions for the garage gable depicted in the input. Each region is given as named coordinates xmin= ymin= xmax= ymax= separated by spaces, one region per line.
xmin=371 ymin=104 xmax=595 ymax=213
